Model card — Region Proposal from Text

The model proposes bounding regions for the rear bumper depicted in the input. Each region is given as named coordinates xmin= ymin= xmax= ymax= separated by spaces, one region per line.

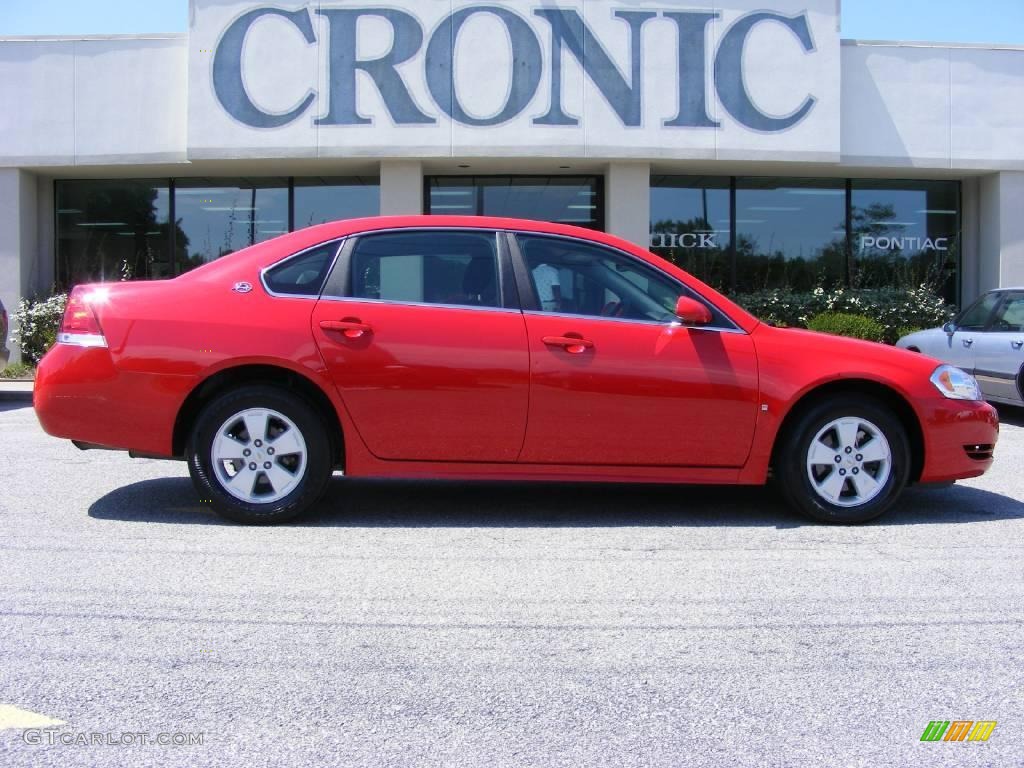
xmin=34 ymin=343 xmax=193 ymax=457
xmin=918 ymin=398 xmax=999 ymax=483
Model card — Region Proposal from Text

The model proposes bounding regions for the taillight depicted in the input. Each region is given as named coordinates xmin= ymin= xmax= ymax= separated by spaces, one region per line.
xmin=58 ymin=286 xmax=108 ymax=348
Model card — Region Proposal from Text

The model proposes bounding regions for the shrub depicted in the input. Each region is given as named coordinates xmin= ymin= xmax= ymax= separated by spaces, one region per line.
xmin=894 ymin=326 xmax=924 ymax=342
xmin=807 ymin=312 xmax=887 ymax=342
xmin=735 ymin=285 xmax=954 ymax=344
xmin=12 ymin=293 xmax=67 ymax=364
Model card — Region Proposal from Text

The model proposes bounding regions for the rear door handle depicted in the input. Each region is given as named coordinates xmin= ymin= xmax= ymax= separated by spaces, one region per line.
xmin=320 ymin=319 xmax=372 ymax=339
xmin=542 ymin=335 xmax=594 ymax=354
xmin=1013 ymin=340 xmax=1023 ymax=350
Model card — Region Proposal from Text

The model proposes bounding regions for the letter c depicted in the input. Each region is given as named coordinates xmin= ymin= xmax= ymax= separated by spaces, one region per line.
xmin=714 ymin=11 xmax=816 ymax=132
xmin=213 ymin=8 xmax=317 ymax=128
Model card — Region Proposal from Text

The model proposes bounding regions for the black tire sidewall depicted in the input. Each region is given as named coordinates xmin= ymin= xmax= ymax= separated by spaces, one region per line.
xmin=779 ymin=397 xmax=910 ymax=524
xmin=187 ymin=385 xmax=333 ymax=524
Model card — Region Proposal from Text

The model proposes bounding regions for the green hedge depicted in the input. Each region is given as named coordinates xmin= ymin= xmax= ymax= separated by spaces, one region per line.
xmin=734 ymin=286 xmax=954 ymax=344
xmin=806 ymin=312 xmax=887 ymax=342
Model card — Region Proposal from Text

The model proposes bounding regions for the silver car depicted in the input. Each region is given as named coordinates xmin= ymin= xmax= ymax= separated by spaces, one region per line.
xmin=897 ymin=288 xmax=1024 ymax=406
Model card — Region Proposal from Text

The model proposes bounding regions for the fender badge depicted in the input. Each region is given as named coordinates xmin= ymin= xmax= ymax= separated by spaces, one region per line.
xmin=232 ymin=281 xmax=253 ymax=294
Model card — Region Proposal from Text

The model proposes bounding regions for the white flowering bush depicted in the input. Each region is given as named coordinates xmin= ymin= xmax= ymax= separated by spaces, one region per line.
xmin=12 ymin=293 xmax=67 ymax=364
xmin=735 ymin=285 xmax=955 ymax=344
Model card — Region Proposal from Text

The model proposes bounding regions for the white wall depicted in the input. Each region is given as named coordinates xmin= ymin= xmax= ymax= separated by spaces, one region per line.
xmin=840 ymin=42 xmax=1024 ymax=170
xmin=978 ymin=172 xmax=1024 ymax=292
xmin=605 ymin=162 xmax=650 ymax=247
xmin=0 ymin=36 xmax=187 ymax=167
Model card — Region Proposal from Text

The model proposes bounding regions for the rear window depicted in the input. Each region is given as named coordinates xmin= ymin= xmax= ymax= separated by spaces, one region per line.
xmin=263 ymin=241 xmax=340 ymax=296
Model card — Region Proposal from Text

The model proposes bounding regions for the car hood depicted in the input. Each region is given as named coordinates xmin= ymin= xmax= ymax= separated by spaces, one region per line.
xmin=753 ymin=324 xmax=943 ymax=381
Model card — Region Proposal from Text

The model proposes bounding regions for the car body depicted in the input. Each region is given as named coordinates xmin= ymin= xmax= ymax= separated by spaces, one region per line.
xmin=35 ymin=216 xmax=998 ymax=524
xmin=898 ymin=288 xmax=1024 ymax=407
xmin=0 ymin=297 xmax=9 ymax=367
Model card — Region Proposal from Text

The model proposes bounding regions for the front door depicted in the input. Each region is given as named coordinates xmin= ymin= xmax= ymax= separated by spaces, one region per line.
xmin=312 ymin=229 xmax=529 ymax=462
xmin=973 ymin=291 xmax=1024 ymax=403
xmin=511 ymin=234 xmax=759 ymax=467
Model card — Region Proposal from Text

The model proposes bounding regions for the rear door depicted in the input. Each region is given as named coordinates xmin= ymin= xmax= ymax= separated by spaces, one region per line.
xmin=311 ymin=229 xmax=530 ymax=462
xmin=973 ymin=291 xmax=1024 ymax=403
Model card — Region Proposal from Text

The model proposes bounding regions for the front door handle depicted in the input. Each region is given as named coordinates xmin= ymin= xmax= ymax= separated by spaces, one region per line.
xmin=963 ymin=338 xmax=973 ymax=347
xmin=542 ymin=335 xmax=594 ymax=354
xmin=320 ymin=319 xmax=372 ymax=339
xmin=1013 ymin=340 xmax=1023 ymax=350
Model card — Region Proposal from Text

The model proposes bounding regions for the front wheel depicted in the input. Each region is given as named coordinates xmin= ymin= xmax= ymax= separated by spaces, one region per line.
xmin=187 ymin=385 xmax=334 ymax=524
xmin=776 ymin=397 xmax=910 ymax=524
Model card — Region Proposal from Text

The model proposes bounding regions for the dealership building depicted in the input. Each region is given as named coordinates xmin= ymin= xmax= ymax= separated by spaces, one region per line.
xmin=1 ymin=0 xmax=1023 ymax=361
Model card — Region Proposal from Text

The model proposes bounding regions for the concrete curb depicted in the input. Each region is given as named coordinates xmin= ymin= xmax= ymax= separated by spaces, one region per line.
xmin=0 ymin=382 xmax=33 ymax=403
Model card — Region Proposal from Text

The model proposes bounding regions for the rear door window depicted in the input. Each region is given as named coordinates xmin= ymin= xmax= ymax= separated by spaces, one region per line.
xmin=350 ymin=231 xmax=501 ymax=309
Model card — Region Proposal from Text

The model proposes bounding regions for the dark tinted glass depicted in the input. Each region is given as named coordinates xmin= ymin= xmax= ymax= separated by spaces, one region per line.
xmin=56 ymin=179 xmax=173 ymax=286
xmin=650 ymin=176 xmax=731 ymax=291
xmin=174 ymin=178 xmax=289 ymax=270
xmin=427 ymin=176 xmax=603 ymax=230
xmin=264 ymin=241 xmax=340 ymax=296
xmin=293 ymin=177 xmax=380 ymax=228
xmin=735 ymin=178 xmax=847 ymax=293
xmin=351 ymin=231 xmax=500 ymax=308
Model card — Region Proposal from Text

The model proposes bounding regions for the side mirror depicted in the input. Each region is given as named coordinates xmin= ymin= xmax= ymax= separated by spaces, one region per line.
xmin=674 ymin=296 xmax=713 ymax=326
xmin=942 ymin=321 xmax=956 ymax=335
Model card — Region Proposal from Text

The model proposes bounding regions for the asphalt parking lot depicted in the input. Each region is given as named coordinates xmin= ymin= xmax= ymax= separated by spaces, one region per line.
xmin=1 ymin=400 xmax=1023 ymax=768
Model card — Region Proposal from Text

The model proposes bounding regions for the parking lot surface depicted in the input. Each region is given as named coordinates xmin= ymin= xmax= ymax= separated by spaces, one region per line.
xmin=1 ymin=400 xmax=1023 ymax=767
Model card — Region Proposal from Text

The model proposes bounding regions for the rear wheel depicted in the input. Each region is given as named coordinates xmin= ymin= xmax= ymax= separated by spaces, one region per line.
xmin=187 ymin=385 xmax=333 ymax=524
xmin=776 ymin=397 xmax=910 ymax=524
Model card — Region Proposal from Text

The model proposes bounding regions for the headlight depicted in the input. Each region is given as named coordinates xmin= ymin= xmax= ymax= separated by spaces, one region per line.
xmin=930 ymin=364 xmax=982 ymax=401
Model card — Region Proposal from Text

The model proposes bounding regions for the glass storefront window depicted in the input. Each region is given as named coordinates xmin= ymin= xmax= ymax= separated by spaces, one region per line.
xmin=851 ymin=179 xmax=960 ymax=302
xmin=650 ymin=176 xmax=731 ymax=292
xmin=293 ymin=176 xmax=380 ymax=228
xmin=735 ymin=178 xmax=847 ymax=293
xmin=427 ymin=176 xmax=603 ymax=230
xmin=56 ymin=179 xmax=173 ymax=285
xmin=174 ymin=178 xmax=289 ymax=270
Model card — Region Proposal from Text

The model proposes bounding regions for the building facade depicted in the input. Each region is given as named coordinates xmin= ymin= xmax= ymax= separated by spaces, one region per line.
xmin=2 ymin=0 xmax=1024 ymax=361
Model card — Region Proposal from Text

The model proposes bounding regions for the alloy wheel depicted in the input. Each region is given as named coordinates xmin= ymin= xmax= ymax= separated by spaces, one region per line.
xmin=805 ymin=416 xmax=892 ymax=508
xmin=211 ymin=407 xmax=308 ymax=504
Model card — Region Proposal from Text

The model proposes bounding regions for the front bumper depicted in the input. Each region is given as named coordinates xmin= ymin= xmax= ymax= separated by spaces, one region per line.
xmin=917 ymin=397 xmax=999 ymax=483
xmin=34 ymin=343 xmax=193 ymax=457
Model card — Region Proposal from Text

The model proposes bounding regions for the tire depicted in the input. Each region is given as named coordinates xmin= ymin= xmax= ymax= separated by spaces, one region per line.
xmin=776 ymin=396 xmax=910 ymax=524
xmin=187 ymin=385 xmax=334 ymax=524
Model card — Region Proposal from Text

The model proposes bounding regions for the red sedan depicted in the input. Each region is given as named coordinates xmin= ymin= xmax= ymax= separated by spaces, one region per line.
xmin=35 ymin=216 xmax=998 ymax=524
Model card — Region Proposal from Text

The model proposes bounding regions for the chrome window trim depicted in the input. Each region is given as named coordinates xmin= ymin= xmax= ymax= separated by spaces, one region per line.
xmin=342 ymin=227 xmax=507 ymax=311
xmin=521 ymin=310 xmax=747 ymax=334
xmin=508 ymin=229 xmax=745 ymax=334
xmin=316 ymin=295 xmax=523 ymax=315
xmin=259 ymin=238 xmax=346 ymax=300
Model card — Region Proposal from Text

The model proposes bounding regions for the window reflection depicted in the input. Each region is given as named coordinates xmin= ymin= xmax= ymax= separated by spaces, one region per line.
xmin=56 ymin=179 xmax=176 ymax=285
xmin=650 ymin=176 xmax=731 ymax=292
xmin=427 ymin=176 xmax=603 ymax=230
xmin=293 ymin=177 xmax=380 ymax=228
xmin=851 ymin=180 xmax=959 ymax=302
xmin=735 ymin=178 xmax=847 ymax=293
xmin=174 ymin=178 xmax=288 ymax=270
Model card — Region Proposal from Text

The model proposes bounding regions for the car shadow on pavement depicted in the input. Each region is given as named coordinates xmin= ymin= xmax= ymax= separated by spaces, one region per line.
xmin=88 ymin=476 xmax=1024 ymax=529
xmin=995 ymin=403 xmax=1024 ymax=428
